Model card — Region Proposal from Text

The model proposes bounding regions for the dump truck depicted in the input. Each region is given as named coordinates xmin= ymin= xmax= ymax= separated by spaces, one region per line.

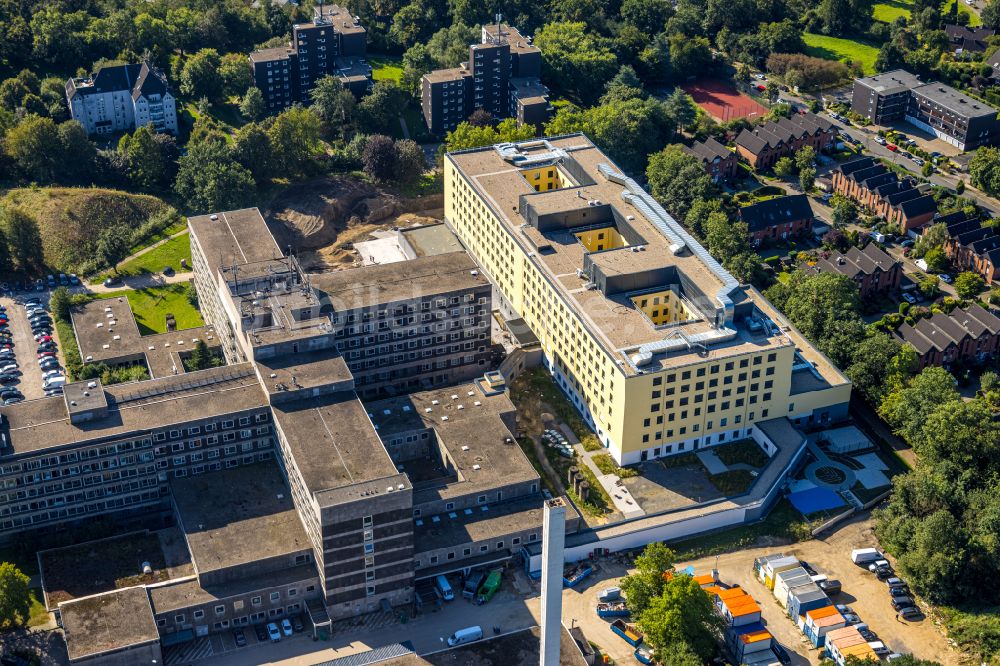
xmin=476 ymin=569 xmax=502 ymax=604
xmin=611 ymin=619 xmax=643 ymax=647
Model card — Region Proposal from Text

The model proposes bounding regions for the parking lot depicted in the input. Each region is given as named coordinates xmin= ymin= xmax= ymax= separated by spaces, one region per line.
xmin=562 ymin=515 xmax=961 ymax=665
xmin=0 ymin=294 xmax=65 ymax=402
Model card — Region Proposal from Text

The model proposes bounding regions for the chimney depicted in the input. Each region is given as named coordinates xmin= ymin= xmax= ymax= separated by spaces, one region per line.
xmin=540 ymin=498 xmax=567 ymax=666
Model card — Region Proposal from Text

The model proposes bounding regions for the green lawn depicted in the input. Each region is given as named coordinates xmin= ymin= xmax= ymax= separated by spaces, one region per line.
xmin=369 ymin=55 xmax=403 ymax=84
xmin=875 ymin=0 xmax=981 ymax=24
xmin=101 ymin=284 xmax=204 ymax=335
xmin=28 ymin=588 xmax=48 ymax=627
xmin=803 ymin=33 xmax=880 ymax=74
xmin=99 ymin=232 xmax=192 ymax=281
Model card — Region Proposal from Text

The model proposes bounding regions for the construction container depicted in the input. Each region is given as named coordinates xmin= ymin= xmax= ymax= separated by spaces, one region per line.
xmin=762 ymin=556 xmax=800 ymax=590
xmin=773 ymin=568 xmax=812 ymax=608
xmin=475 ymin=569 xmax=502 ymax=604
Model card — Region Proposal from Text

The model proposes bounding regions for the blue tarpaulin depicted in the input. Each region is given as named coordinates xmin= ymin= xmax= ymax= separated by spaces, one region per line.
xmin=788 ymin=487 xmax=845 ymax=515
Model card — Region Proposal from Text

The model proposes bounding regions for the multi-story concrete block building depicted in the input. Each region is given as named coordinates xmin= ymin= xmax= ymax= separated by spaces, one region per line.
xmin=249 ymin=4 xmax=371 ymax=115
xmin=852 ymin=69 xmax=1000 ymax=150
xmin=421 ymin=23 xmax=551 ymax=135
xmin=443 ymin=136 xmax=852 ymax=465
xmin=65 ymin=61 xmax=177 ymax=136
xmin=3 ymin=205 xmax=552 ymax=664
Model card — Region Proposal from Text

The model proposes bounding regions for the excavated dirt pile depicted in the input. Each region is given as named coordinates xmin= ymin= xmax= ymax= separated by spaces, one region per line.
xmin=264 ymin=176 xmax=443 ymax=271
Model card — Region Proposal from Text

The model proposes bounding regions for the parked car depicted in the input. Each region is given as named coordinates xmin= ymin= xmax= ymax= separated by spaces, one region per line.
xmin=253 ymin=624 xmax=268 ymax=642
xmin=771 ymin=642 xmax=791 ymax=666
xmin=281 ymin=618 xmax=293 ymax=636
xmin=799 ymin=561 xmax=818 ymax=576
xmin=875 ymin=567 xmax=895 ymax=581
xmin=233 ymin=629 xmax=247 ymax=647
xmin=293 ymin=616 xmax=304 ymax=633
xmin=902 ymin=292 xmax=918 ymax=304
xmin=842 ymin=613 xmax=862 ymax=624
xmin=887 ymin=143 xmax=898 ymax=152
xmin=900 ymin=606 xmax=923 ymax=620
xmin=0 ymin=389 xmax=22 ymax=401
xmin=859 ymin=627 xmax=878 ymax=641
xmin=940 ymin=273 xmax=953 ymax=283
xmin=103 ymin=276 xmax=121 ymax=288
xmin=3 ymin=396 xmax=23 ymax=405
xmin=889 ymin=586 xmax=910 ymax=598
xmin=163 ymin=266 xmax=175 ymax=277
xmin=891 ymin=597 xmax=916 ymax=610
xmin=267 ymin=622 xmax=282 ymax=642
xmin=875 ymin=136 xmax=887 ymax=145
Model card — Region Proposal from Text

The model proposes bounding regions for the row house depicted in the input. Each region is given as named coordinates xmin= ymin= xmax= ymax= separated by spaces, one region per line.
xmin=895 ymin=304 xmax=1000 ymax=368
xmin=735 ymin=112 xmax=836 ymax=170
xmin=832 ymin=158 xmax=937 ymax=231
xmin=739 ymin=195 xmax=814 ymax=246
xmin=682 ymin=137 xmax=740 ymax=183
xmin=934 ymin=211 xmax=1000 ymax=284
xmin=810 ymin=243 xmax=902 ymax=299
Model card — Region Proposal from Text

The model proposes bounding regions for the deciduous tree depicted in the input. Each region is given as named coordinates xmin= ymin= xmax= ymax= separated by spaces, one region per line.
xmin=646 ymin=145 xmax=715 ymax=220
xmin=0 ymin=562 xmax=30 ymax=629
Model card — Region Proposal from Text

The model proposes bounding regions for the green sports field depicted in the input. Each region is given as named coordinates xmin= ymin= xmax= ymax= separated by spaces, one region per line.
xmin=874 ymin=0 xmax=981 ymax=24
xmin=803 ymin=33 xmax=880 ymax=74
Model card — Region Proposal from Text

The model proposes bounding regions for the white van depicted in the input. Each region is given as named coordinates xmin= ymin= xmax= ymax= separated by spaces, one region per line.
xmin=850 ymin=548 xmax=882 ymax=565
xmin=436 ymin=575 xmax=454 ymax=601
xmin=447 ymin=625 xmax=483 ymax=647
xmin=43 ymin=376 xmax=67 ymax=389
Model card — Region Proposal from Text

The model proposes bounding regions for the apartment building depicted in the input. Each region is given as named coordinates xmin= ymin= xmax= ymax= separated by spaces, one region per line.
xmin=810 ymin=243 xmax=902 ymax=299
xmin=421 ymin=23 xmax=551 ymax=135
xmin=852 ymin=69 xmax=1000 ymax=150
xmin=249 ymin=4 xmax=371 ymax=115
xmin=831 ymin=158 xmax=937 ymax=231
xmin=895 ymin=304 xmax=1000 ymax=368
xmin=734 ymin=113 xmax=836 ymax=170
xmin=682 ymin=138 xmax=740 ymax=183
xmin=738 ymin=195 xmax=814 ymax=246
xmin=444 ymin=136 xmax=851 ymax=465
xmin=934 ymin=211 xmax=1000 ymax=284
xmin=65 ymin=61 xmax=177 ymax=136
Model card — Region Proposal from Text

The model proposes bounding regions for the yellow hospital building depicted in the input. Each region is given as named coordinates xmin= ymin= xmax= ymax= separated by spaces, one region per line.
xmin=444 ymin=135 xmax=851 ymax=465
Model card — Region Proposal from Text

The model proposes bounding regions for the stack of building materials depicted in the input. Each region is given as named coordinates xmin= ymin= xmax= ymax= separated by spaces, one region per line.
xmin=825 ymin=626 xmax=878 ymax=665
xmin=761 ymin=555 xmax=800 ymax=590
xmin=773 ymin=567 xmax=812 ymax=608
xmin=803 ymin=605 xmax=847 ymax=647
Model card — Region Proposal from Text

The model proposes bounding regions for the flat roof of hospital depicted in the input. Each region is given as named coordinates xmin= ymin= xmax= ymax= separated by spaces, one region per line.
xmin=4 ymin=364 xmax=266 ymax=455
xmin=171 ymin=462 xmax=311 ymax=574
xmin=367 ymin=384 xmax=538 ymax=502
xmin=60 ymin=586 xmax=159 ymax=661
xmin=270 ymin=391 xmax=407 ymax=505
xmin=188 ymin=208 xmax=283 ymax=279
xmin=447 ymin=135 xmax=848 ymax=387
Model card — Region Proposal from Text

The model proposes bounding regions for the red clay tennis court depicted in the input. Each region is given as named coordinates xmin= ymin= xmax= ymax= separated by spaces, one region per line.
xmin=681 ymin=79 xmax=768 ymax=123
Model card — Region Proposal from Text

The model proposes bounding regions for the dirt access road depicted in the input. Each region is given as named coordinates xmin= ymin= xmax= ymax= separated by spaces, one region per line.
xmin=562 ymin=514 xmax=961 ymax=666
xmin=264 ymin=176 xmax=443 ymax=271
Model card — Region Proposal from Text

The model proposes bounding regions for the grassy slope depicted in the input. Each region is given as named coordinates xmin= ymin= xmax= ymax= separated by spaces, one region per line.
xmin=803 ymin=33 xmax=880 ymax=74
xmin=0 ymin=187 xmax=174 ymax=273
xmin=97 ymin=232 xmax=192 ymax=281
